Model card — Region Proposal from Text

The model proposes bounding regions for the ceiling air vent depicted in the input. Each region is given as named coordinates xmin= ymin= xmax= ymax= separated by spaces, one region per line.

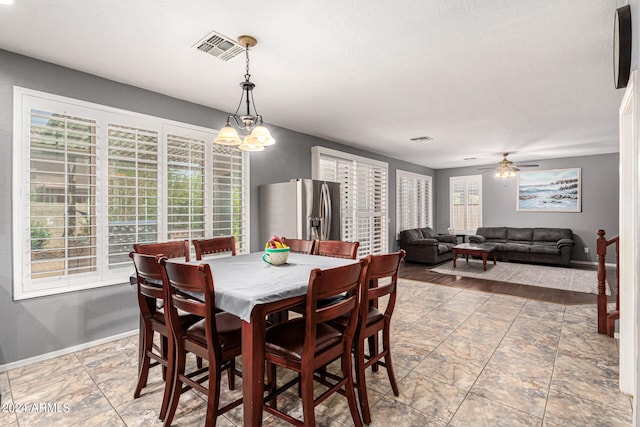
xmin=193 ymin=31 xmax=244 ymax=62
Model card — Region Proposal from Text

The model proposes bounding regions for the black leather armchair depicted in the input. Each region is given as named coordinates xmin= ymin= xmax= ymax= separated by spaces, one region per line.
xmin=398 ymin=227 xmax=456 ymax=265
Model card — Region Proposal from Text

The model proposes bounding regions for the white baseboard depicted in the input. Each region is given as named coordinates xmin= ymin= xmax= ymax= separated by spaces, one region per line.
xmin=0 ymin=329 xmax=139 ymax=373
xmin=571 ymin=260 xmax=617 ymax=268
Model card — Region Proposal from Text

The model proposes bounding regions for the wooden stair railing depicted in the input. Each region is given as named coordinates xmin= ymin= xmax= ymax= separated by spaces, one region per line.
xmin=597 ymin=229 xmax=619 ymax=336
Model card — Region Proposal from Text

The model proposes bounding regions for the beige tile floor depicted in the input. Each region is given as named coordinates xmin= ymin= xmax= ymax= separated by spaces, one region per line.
xmin=0 ymin=279 xmax=632 ymax=426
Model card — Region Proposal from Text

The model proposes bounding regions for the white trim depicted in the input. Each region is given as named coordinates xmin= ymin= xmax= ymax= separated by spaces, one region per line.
xmin=618 ymin=69 xmax=639 ymax=403
xmin=311 ymin=145 xmax=389 ymax=255
xmin=12 ymin=86 xmax=250 ymax=299
xmin=0 ymin=329 xmax=138 ymax=373
xmin=449 ymin=174 xmax=483 ymax=234
xmin=396 ymin=169 xmax=433 ymax=237
xmin=311 ymin=146 xmax=388 ymax=171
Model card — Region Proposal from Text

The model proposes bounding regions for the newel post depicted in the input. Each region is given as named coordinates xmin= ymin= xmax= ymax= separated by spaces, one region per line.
xmin=596 ymin=229 xmax=608 ymax=334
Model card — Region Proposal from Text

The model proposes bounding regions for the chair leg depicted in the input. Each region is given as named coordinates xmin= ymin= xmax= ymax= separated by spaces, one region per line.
xmin=367 ymin=334 xmax=378 ymax=372
xmin=300 ymin=370 xmax=316 ymax=427
xmin=161 ymin=335 xmax=168 ymax=380
xmin=197 ymin=356 xmax=203 ymax=369
xmin=163 ymin=346 xmax=186 ymax=427
xmin=134 ymin=324 xmax=153 ymax=398
xmin=205 ymin=366 xmax=222 ymax=427
xmin=354 ymin=339 xmax=372 ymax=425
xmin=227 ymin=358 xmax=235 ymax=390
xmin=382 ymin=325 xmax=399 ymax=396
xmin=159 ymin=334 xmax=174 ymax=421
xmin=266 ymin=362 xmax=277 ymax=410
xmin=342 ymin=351 xmax=363 ymax=427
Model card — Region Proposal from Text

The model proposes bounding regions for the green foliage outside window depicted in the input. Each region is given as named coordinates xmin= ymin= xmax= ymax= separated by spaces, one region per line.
xmin=30 ymin=221 xmax=50 ymax=250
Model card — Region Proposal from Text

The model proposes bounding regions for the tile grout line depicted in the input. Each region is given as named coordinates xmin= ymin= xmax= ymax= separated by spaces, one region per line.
xmin=73 ymin=351 xmax=129 ymax=426
xmin=444 ymin=294 xmax=539 ymax=426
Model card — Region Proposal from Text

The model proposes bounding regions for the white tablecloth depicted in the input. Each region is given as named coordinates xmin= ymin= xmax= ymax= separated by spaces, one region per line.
xmin=187 ymin=252 xmax=357 ymax=322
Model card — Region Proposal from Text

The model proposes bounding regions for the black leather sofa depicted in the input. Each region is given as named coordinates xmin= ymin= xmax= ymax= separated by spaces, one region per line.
xmin=399 ymin=227 xmax=457 ymax=265
xmin=467 ymin=227 xmax=575 ymax=266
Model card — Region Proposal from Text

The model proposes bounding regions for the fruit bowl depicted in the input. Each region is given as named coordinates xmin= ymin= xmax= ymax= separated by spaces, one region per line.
xmin=262 ymin=247 xmax=290 ymax=265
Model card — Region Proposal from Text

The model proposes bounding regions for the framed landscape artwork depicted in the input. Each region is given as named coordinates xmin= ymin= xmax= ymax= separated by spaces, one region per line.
xmin=517 ymin=168 xmax=581 ymax=212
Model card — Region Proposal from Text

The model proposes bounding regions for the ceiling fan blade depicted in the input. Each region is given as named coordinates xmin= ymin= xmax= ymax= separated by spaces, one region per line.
xmin=477 ymin=167 xmax=496 ymax=170
xmin=516 ymin=164 xmax=539 ymax=168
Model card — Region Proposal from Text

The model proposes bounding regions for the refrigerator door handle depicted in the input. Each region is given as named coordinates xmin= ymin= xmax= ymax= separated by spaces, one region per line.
xmin=320 ymin=183 xmax=332 ymax=240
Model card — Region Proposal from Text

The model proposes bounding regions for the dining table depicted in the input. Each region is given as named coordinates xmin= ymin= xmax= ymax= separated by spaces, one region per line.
xmin=185 ymin=251 xmax=359 ymax=427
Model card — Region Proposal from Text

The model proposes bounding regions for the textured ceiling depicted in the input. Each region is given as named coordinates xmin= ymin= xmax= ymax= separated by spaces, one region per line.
xmin=0 ymin=0 xmax=626 ymax=169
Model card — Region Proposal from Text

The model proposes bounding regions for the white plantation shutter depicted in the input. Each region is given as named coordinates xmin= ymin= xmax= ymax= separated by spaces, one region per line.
xmin=449 ymin=175 xmax=482 ymax=234
xmin=27 ymin=110 xmax=98 ymax=285
xmin=166 ymin=133 xmax=206 ymax=241
xmin=396 ymin=170 xmax=432 ymax=236
xmin=107 ymin=124 xmax=159 ymax=269
xmin=13 ymin=88 xmax=250 ymax=299
xmin=313 ymin=147 xmax=388 ymax=257
xmin=211 ymin=145 xmax=248 ymax=253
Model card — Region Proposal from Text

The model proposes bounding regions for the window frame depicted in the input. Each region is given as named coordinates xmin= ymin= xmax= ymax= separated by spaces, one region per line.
xmin=311 ymin=146 xmax=388 ymax=256
xmin=396 ymin=170 xmax=433 ymax=238
xmin=12 ymin=87 xmax=250 ymax=300
xmin=449 ymin=174 xmax=483 ymax=234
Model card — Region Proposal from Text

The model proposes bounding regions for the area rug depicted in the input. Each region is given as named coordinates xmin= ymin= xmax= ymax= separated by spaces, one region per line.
xmin=431 ymin=259 xmax=610 ymax=295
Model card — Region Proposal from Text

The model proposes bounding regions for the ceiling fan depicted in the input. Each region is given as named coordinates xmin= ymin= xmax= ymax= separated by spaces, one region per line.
xmin=478 ymin=153 xmax=539 ymax=178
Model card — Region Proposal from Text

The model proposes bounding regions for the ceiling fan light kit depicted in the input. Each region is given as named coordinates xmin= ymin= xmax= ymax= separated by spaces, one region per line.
xmin=479 ymin=153 xmax=539 ymax=178
xmin=214 ymin=35 xmax=275 ymax=151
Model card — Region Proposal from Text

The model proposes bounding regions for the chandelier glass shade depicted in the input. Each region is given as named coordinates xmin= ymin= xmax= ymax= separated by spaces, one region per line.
xmin=214 ymin=35 xmax=275 ymax=152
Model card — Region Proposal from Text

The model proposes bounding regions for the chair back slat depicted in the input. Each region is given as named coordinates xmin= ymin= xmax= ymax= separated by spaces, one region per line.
xmin=172 ymin=293 xmax=208 ymax=318
xmin=160 ymin=260 xmax=220 ymax=347
xmin=282 ymin=238 xmax=316 ymax=255
xmin=360 ymin=250 xmax=406 ymax=322
xmin=314 ymin=240 xmax=359 ymax=259
xmin=130 ymin=251 xmax=168 ymax=320
xmin=193 ymin=236 xmax=236 ymax=260
xmin=316 ymin=295 xmax=357 ymax=324
xmin=134 ymin=240 xmax=190 ymax=262
xmin=303 ymin=259 xmax=369 ymax=355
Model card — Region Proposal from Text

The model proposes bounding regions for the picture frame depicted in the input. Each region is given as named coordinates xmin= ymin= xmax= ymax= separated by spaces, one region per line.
xmin=517 ymin=168 xmax=581 ymax=212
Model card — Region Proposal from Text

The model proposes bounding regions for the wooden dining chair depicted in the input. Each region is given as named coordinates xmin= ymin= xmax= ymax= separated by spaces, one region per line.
xmin=193 ymin=236 xmax=236 ymax=260
xmin=133 ymin=240 xmax=191 ymax=261
xmin=160 ymin=258 xmax=243 ymax=427
xmin=263 ymin=259 xmax=369 ymax=427
xmin=331 ymin=249 xmax=406 ymax=424
xmin=314 ymin=240 xmax=360 ymax=259
xmin=282 ymin=238 xmax=316 ymax=255
xmin=129 ymin=252 xmax=201 ymax=420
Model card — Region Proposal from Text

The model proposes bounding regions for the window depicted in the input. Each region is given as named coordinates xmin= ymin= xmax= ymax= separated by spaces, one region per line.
xmin=13 ymin=87 xmax=249 ymax=299
xmin=449 ymin=175 xmax=482 ymax=234
xmin=312 ymin=146 xmax=388 ymax=256
xmin=396 ymin=170 xmax=432 ymax=236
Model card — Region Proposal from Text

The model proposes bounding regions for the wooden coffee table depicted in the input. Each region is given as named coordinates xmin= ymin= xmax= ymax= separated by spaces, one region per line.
xmin=452 ymin=243 xmax=498 ymax=271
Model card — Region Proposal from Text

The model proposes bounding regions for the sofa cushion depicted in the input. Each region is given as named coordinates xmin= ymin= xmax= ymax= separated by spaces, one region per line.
xmin=508 ymin=240 xmax=533 ymax=246
xmin=401 ymin=229 xmax=423 ymax=242
xmin=477 ymin=227 xmax=507 ymax=240
xmin=557 ymin=238 xmax=575 ymax=248
xmin=532 ymin=228 xmax=572 ymax=242
xmin=437 ymin=243 xmax=454 ymax=254
xmin=468 ymin=235 xmax=486 ymax=243
xmin=530 ymin=245 xmax=560 ymax=255
xmin=501 ymin=243 xmax=531 ymax=253
xmin=507 ymin=228 xmax=533 ymax=241
xmin=419 ymin=227 xmax=436 ymax=238
xmin=411 ymin=238 xmax=439 ymax=247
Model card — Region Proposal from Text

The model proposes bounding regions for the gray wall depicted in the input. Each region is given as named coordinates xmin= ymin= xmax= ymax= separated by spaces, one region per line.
xmin=0 ymin=49 xmax=433 ymax=364
xmin=435 ymin=153 xmax=619 ymax=263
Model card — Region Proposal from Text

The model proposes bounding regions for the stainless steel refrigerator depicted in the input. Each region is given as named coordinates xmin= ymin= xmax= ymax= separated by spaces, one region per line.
xmin=259 ymin=179 xmax=341 ymax=245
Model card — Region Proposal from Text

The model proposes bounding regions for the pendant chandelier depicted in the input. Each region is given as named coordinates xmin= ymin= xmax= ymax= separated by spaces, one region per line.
xmin=214 ymin=35 xmax=275 ymax=151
